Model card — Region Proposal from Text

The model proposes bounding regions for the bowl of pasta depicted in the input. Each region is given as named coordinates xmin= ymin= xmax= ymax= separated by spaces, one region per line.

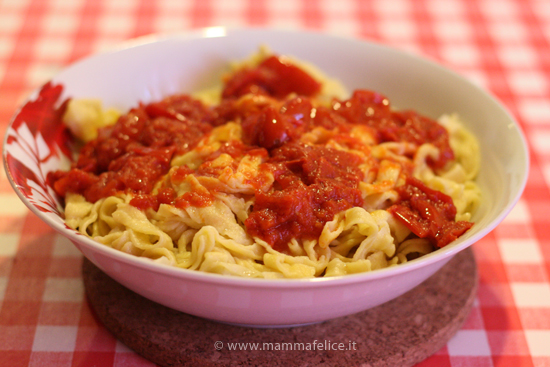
xmin=3 ymin=28 xmax=528 ymax=326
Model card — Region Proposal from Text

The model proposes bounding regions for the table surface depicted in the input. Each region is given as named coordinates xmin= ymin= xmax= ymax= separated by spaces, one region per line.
xmin=1 ymin=0 xmax=549 ymax=366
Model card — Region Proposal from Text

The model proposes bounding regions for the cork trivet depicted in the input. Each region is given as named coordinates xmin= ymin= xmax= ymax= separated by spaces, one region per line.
xmin=83 ymin=247 xmax=477 ymax=367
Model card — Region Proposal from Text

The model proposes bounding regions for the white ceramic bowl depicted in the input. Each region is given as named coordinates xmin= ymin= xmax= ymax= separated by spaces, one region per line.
xmin=3 ymin=28 xmax=529 ymax=327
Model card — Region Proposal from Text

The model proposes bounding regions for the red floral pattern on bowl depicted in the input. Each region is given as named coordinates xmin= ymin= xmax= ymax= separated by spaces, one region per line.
xmin=4 ymin=82 xmax=72 ymax=217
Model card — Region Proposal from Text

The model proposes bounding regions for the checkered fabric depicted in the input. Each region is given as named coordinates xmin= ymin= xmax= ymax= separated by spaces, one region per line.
xmin=1 ymin=0 xmax=549 ymax=366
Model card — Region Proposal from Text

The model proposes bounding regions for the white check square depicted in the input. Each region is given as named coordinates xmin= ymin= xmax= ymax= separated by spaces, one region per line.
xmin=501 ymin=200 xmax=531 ymax=224
xmin=530 ymin=131 xmax=550 ymax=155
xmin=497 ymin=45 xmax=538 ymax=68
xmin=518 ymin=98 xmax=550 ymax=124
xmin=52 ymin=235 xmax=82 ymax=258
xmin=498 ymin=239 xmax=543 ymax=264
xmin=32 ymin=326 xmax=78 ymax=352
xmin=447 ymin=330 xmax=491 ymax=356
xmin=433 ymin=20 xmax=472 ymax=41
xmin=0 ymin=194 xmax=30 ymax=216
xmin=511 ymin=283 xmax=550 ymax=308
xmin=525 ymin=330 xmax=550 ymax=357
xmin=0 ymin=234 xmax=19 ymax=257
xmin=0 ymin=277 xmax=7 ymax=301
xmin=378 ymin=19 xmax=417 ymax=40
xmin=488 ymin=22 xmax=528 ymax=43
xmin=508 ymin=71 xmax=549 ymax=95
xmin=373 ymin=0 xmax=412 ymax=15
xmin=425 ymin=0 xmax=465 ymax=16
xmin=33 ymin=37 xmax=72 ymax=60
xmin=42 ymin=279 xmax=84 ymax=303
xmin=440 ymin=44 xmax=480 ymax=67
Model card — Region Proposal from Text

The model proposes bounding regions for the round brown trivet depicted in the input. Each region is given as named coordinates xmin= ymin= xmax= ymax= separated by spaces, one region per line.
xmin=82 ymin=247 xmax=477 ymax=367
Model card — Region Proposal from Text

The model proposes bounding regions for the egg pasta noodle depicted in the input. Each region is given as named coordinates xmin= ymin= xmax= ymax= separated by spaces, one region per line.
xmin=54 ymin=50 xmax=481 ymax=279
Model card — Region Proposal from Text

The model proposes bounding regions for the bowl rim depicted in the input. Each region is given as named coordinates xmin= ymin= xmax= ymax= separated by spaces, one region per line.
xmin=2 ymin=26 xmax=530 ymax=287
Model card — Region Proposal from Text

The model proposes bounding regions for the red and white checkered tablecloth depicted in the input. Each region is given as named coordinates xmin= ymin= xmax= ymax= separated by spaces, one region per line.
xmin=1 ymin=0 xmax=549 ymax=366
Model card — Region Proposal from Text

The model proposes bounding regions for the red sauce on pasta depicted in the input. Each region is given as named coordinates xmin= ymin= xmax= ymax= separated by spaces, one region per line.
xmin=222 ymin=55 xmax=322 ymax=99
xmin=245 ymin=143 xmax=364 ymax=251
xmin=50 ymin=95 xmax=214 ymax=204
xmin=49 ymin=54 xmax=471 ymax=251
xmin=389 ymin=177 xmax=474 ymax=247
xmin=333 ymin=90 xmax=454 ymax=169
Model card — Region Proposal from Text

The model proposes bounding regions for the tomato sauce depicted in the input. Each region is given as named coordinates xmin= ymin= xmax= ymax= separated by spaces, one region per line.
xmin=222 ymin=55 xmax=322 ymax=99
xmin=50 ymin=95 xmax=215 ymax=207
xmin=245 ymin=143 xmax=364 ymax=251
xmin=388 ymin=177 xmax=473 ymax=248
xmin=333 ymin=90 xmax=454 ymax=169
xmin=49 ymin=53 xmax=471 ymax=251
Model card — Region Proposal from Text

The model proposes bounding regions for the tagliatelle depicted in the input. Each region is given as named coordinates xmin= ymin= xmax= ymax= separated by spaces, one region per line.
xmin=51 ymin=49 xmax=481 ymax=278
